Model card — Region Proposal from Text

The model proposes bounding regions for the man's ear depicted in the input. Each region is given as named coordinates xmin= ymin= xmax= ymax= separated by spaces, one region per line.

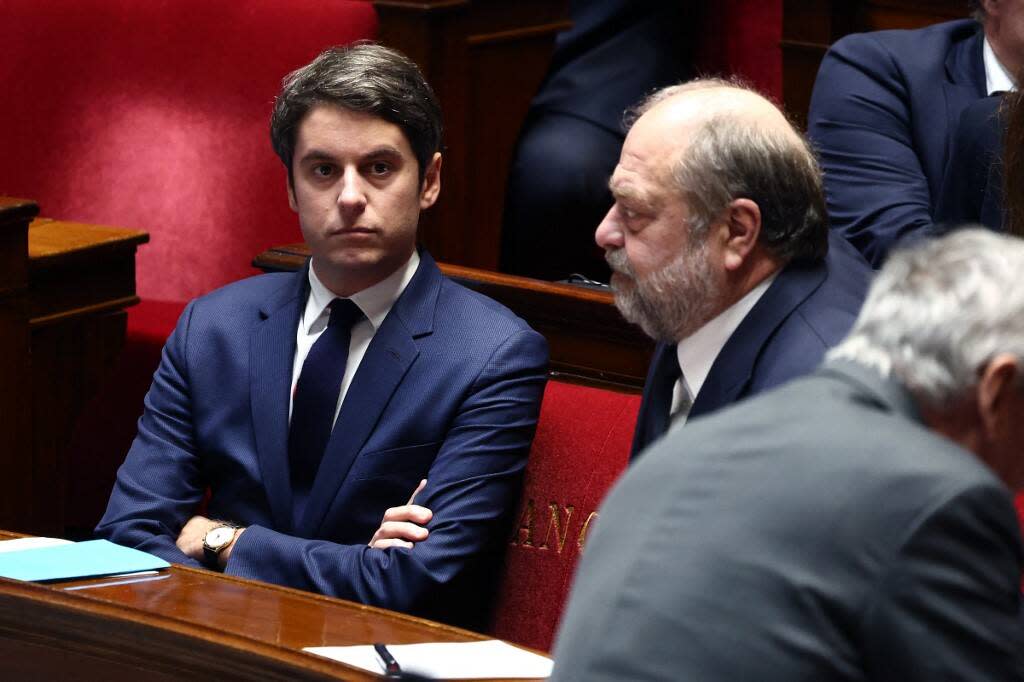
xmin=719 ymin=198 xmax=761 ymax=271
xmin=419 ymin=153 xmax=442 ymax=210
xmin=286 ymin=174 xmax=298 ymax=213
xmin=977 ymin=353 xmax=1022 ymax=435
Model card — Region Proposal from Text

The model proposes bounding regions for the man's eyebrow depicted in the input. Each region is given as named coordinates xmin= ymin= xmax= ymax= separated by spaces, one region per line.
xmin=296 ymin=145 xmax=404 ymax=164
xmin=362 ymin=145 xmax=403 ymax=159
xmin=608 ymin=178 xmax=651 ymax=206
xmin=297 ymin=148 xmax=337 ymax=164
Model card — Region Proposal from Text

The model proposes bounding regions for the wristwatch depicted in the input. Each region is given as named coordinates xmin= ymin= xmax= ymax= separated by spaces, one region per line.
xmin=202 ymin=522 xmax=239 ymax=566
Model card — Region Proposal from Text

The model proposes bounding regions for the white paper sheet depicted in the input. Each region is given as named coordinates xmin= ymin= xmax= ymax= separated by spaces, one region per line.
xmin=0 ymin=537 xmax=72 ymax=553
xmin=304 ymin=639 xmax=553 ymax=679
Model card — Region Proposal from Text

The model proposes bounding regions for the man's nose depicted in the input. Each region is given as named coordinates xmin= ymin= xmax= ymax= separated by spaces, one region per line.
xmin=337 ymin=168 xmax=367 ymax=214
xmin=595 ymin=205 xmax=624 ymax=249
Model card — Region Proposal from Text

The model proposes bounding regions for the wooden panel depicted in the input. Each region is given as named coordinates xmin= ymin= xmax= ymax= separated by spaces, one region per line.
xmin=25 ymin=219 xmax=147 ymax=537
xmin=0 ymin=529 xmax=545 ymax=681
xmin=783 ymin=0 xmax=970 ymax=127
xmin=255 ymin=243 xmax=652 ymax=392
xmin=375 ymin=0 xmax=570 ymax=270
xmin=860 ymin=0 xmax=967 ymax=32
xmin=0 ymin=206 xmax=148 ymax=536
xmin=0 ymin=199 xmax=36 ymax=532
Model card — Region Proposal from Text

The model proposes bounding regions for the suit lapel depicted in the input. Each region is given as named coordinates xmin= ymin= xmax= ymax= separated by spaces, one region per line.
xmin=690 ymin=258 xmax=827 ymax=419
xmin=630 ymin=342 xmax=677 ymax=458
xmin=941 ymin=27 xmax=987 ymax=190
xmin=299 ymin=252 xmax=442 ymax=536
xmin=250 ymin=266 xmax=308 ymax=534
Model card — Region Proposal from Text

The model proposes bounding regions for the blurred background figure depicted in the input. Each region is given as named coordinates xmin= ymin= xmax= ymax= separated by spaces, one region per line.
xmin=808 ymin=0 xmax=1021 ymax=267
xmin=499 ymin=1 xmax=784 ymax=283
xmin=500 ymin=0 xmax=697 ymax=283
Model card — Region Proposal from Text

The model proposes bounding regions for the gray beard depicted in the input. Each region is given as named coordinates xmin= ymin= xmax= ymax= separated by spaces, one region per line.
xmin=606 ymin=244 xmax=719 ymax=342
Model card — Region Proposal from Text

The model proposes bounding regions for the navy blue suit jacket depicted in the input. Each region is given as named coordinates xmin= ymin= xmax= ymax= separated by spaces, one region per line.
xmin=808 ymin=20 xmax=986 ymax=267
xmin=96 ymin=252 xmax=548 ymax=626
xmin=631 ymin=235 xmax=871 ymax=457
xmin=935 ymin=94 xmax=1007 ymax=232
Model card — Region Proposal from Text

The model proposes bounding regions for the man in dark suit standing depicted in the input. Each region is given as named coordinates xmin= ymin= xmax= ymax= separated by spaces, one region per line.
xmin=96 ymin=44 xmax=548 ymax=628
xmin=607 ymin=80 xmax=871 ymax=458
xmin=552 ymin=229 xmax=1024 ymax=680
xmin=808 ymin=1 xmax=1022 ymax=266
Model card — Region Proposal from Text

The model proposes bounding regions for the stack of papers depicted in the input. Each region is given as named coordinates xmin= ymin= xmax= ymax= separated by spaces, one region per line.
xmin=305 ymin=639 xmax=553 ymax=679
xmin=0 ymin=538 xmax=169 ymax=582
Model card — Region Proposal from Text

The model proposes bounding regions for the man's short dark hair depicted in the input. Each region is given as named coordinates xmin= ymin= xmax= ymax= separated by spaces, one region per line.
xmin=270 ymin=42 xmax=443 ymax=183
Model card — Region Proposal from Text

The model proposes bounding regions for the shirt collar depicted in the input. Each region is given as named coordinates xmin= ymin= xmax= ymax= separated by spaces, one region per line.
xmin=676 ymin=272 xmax=778 ymax=400
xmin=304 ymin=250 xmax=420 ymax=333
xmin=984 ymin=37 xmax=1017 ymax=95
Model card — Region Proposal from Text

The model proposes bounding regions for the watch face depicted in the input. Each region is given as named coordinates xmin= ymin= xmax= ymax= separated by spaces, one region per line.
xmin=206 ymin=526 xmax=235 ymax=549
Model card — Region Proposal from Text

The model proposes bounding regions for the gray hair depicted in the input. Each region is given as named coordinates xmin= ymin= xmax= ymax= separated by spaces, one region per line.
xmin=625 ymin=79 xmax=828 ymax=263
xmin=828 ymin=229 xmax=1024 ymax=409
xmin=270 ymin=42 xmax=442 ymax=184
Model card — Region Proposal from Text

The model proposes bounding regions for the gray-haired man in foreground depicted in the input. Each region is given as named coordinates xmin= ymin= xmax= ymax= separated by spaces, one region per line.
xmin=551 ymin=229 xmax=1024 ymax=681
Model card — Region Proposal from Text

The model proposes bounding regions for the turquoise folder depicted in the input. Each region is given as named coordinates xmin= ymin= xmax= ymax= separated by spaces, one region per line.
xmin=0 ymin=539 xmax=170 ymax=582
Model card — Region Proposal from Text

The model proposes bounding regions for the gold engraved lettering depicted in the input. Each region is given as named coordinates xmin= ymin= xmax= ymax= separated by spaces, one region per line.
xmin=577 ymin=511 xmax=599 ymax=552
xmin=511 ymin=499 xmax=535 ymax=547
xmin=540 ymin=503 xmax=575 ymax=554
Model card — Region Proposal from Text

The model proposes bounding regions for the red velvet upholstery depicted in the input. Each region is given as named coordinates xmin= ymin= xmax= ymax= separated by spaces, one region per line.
xmin=696 ymin=0 xmax=783 ymax=102
xmin=489 ymin=381 xmax=642 ymax=652
xmin=1 ymin=0 xmax=377 ymax=302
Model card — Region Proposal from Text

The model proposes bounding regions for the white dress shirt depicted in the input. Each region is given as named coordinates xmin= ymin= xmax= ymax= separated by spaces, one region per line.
xmin=289 ymin=251 xmax=420 ymax=424
xmin=984 ymin=37 xmax=1017 ymax=95
xmin=671 ymin=273 xmax=778 ymax=425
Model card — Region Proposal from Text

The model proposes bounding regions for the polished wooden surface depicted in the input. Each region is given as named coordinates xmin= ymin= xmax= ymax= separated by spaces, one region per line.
xmin=255 ymin=242 xmax=652 ymax=391
xmin=374 ymin=0 xmax=570 ymax=271
xmin=0 ymin=198 xmax=148 ymax=536
xmin=28 ymin=217 xmax=147 ymax=326
xmin=783 ymin=0 xmax=967 ymax=127
xmin=0 ymin=530 xmax=546 ymax=681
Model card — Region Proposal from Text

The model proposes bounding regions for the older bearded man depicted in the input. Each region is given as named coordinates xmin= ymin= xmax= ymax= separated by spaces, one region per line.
xmin=597 ymin=80 xmax=872 ymax=458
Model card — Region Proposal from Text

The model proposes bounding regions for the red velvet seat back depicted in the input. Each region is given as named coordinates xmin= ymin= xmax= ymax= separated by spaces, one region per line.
xmin=489 ymin=380 xmax=641 ymax=652
xmin=0 ymin=0 xmax=377 ymax=302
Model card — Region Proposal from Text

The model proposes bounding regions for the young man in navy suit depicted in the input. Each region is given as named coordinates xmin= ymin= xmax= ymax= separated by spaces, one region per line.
xmin=808 ymin=0 xmax=1024 ymax=266
xmin=96 ymin=44 xmax=548 ymax=628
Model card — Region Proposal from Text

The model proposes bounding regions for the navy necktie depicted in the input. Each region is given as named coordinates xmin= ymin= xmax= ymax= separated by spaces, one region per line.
xmin=649 ymin=344 xmax=682 ymax=441
xmin=289 ymin=298 xmax=364 ymax=514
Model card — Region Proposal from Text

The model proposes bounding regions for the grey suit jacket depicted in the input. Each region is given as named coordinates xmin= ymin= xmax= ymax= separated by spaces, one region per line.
xmin=552 ymin=361 xmax=1024 ymax=681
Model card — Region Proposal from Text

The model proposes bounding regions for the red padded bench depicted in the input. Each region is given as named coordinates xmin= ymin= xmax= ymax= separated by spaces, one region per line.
xmin=489 ymin=381 xmax=641 ymax=652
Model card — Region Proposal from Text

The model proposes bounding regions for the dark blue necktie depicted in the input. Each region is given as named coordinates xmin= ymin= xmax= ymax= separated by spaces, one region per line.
xmin=650 ymin=344 xmax=682 ymax=439
xmin=289 ymin=298 xmax=364 ymax=515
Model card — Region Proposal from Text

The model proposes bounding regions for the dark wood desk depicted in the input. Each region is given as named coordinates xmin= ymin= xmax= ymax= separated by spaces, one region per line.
xmin=255 ymin=242 xmax=653 ymax=392
xmin=0 ymin=531 xmax=546 ymax=681
xmin=0 ymin=198 xmax=148 ymax=536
